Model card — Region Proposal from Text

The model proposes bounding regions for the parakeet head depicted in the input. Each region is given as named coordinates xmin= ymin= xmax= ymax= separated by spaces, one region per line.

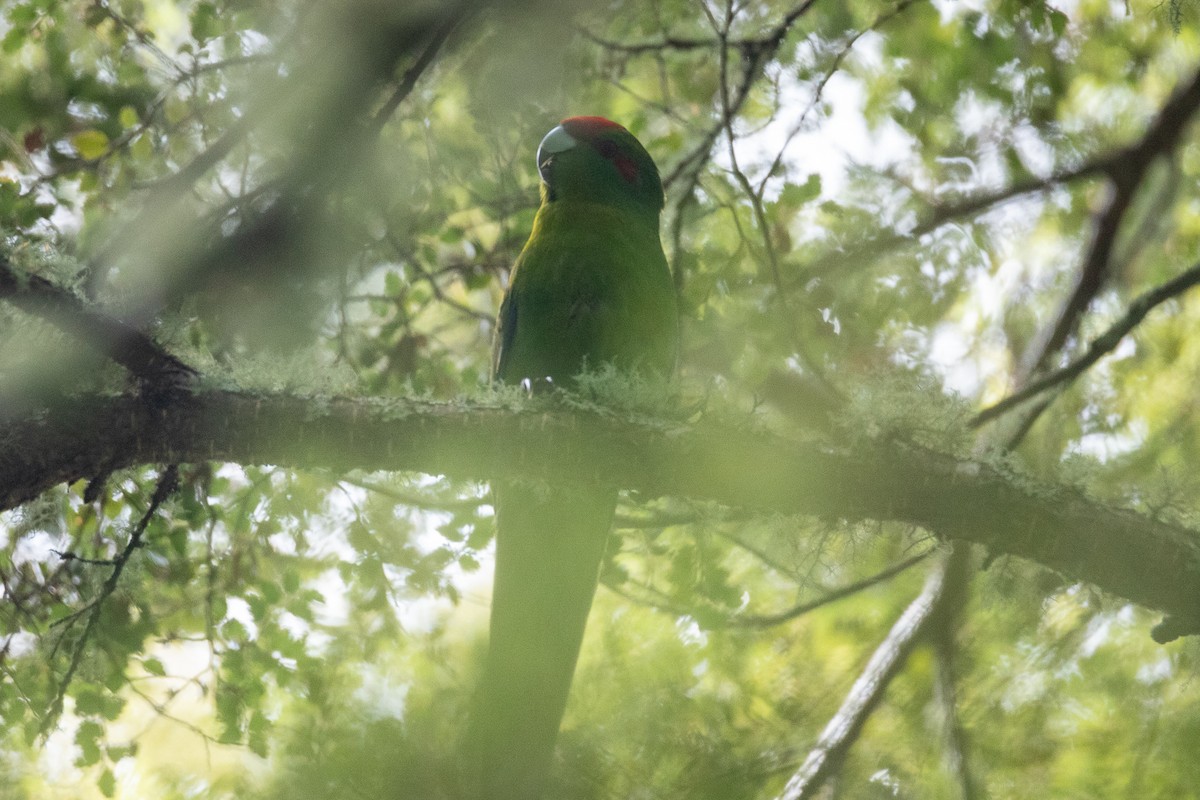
xmin=536 ymin=116 xmax=664 ymax=215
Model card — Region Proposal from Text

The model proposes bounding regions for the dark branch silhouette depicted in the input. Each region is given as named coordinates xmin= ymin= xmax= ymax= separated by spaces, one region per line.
xmin=973 ymin=259 xmax=1200 ymax=427
xmin=0 ymin=255 xmax=196 ymax=388
xmin=1020 ymin=65 xmax=1200 ymax=379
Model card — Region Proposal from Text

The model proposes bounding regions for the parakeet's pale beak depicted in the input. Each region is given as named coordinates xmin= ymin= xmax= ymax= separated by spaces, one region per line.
xmin=537 ymin=124 xmax=577 ymax=184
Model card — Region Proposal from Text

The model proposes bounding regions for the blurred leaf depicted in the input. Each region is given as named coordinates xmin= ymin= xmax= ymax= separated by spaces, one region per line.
xmin=71 ymin=129 xmax=109 ymax=160
xmin=98 ymin=768 xmax=116 ymax=797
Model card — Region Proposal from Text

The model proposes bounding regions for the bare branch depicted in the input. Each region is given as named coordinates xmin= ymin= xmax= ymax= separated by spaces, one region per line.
xmin=578 ymin=29 xmax=720 ymax=55
xmin=581 ymin=0 xmax=819 ymax=58
xmin=369 ymin=8 xmax=469 ymax=135
xmin=1020 ymin=64 xmax=1200 ymax=378
xmin=972 ymin=259 xmax=1200 ymax=427
xmin=776 ymin=546 xmax=969 ymax=799
xmin=730 ymin=549 xmax=934 ymax=628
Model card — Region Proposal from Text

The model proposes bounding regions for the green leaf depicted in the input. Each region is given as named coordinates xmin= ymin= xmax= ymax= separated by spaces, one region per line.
xmin=221 ymin=618 xmax=248 ymax=642
xmin=75 ymin=720 xmax=104 ymax=766
xmin=1 ymin=26 xmax=24 ymax=54
xmin=143 ymin=658 xmax=166 ymax=676
xmin=1049 ymin=8 xmax=1067 ymax=37
xmin=778 ymin=174 xmax=821 ymax=207
xmin=260 ymin=580 xmax=283 ymax=604
xmin=118 ymin=105 xmax=140 ymax=129
xmin=190 ymin=2 xmax=220 ymax=41
xmin=9 ymin=4 xmax=38 ymax=27
xmin=84 ymin=3 xmax=107 ymax=28
xmin=100 ymin=694 xmax=125 ymax=721
xmin=282 ymin=568 xmax=300 ymax=593
xmin=248 ymin=710 xmax=270 ymax=757
xmin=210 ymin=594 xmax=227 ymax=622
xmin=71 ymin=129 xmax=109 ymax=160
xmin=98 ymin=768 xmax=116 ymax=797
xmin=384 ymin=270 xmax=403 ymax=296
xmin=74 ymin=686 xmax=106 ymax=715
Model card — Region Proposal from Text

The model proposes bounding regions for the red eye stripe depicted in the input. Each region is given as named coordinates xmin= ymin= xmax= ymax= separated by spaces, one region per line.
xmin=590 ymin=139 xmax=638 ymax=183
xmin=613 ymin=153 xmax=638 ymax=184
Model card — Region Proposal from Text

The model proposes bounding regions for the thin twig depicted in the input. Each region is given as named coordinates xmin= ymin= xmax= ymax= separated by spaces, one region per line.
xmin=90 ymin=0 xmax=183 ymax=78
xmin=50 ymin=550 xmax=117 ymax=567
xmin=369 ymin=9 xmax=466 ymax=135
xmin=733 ymin=550 xmax=934 ymax=628
xmin=127 ymin=681 xmax=221 ymax=744
xmin=41 ymin=466 xmax=181 ymax=736
xmin=581 ymin=0 xmax=819 ymax=58
xmin=661 ymin=0 xmax=820 ymax=192
xmin=606 ymin=550 xmax=933 ymax=629
xmin=972 ymin=259 xmax=1200 ymax=427
xmin=757 ymin=0 xmax=917 ymax=197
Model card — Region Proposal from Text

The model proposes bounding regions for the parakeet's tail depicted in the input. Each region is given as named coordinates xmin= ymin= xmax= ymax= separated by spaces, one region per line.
xmin=470 ymin=482 xmax=616 ymax=800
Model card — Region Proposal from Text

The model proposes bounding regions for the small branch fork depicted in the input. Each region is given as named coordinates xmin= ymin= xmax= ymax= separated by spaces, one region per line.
xmin=967 ymin=63 xmax=1200 ymax=433
xmin=973 ymin=258 xmax=1200 ymax=427
xmin=1019 ymin=64 xmax=1200 ymax=382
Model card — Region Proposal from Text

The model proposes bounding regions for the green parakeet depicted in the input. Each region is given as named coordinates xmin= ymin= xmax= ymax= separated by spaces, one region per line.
xmin=472 ymin=116 xmax=678 ymax=798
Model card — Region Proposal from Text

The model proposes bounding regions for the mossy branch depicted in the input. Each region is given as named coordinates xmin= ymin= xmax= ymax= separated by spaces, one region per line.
xmin=2 ymin=388 xmax=1199 ymax=638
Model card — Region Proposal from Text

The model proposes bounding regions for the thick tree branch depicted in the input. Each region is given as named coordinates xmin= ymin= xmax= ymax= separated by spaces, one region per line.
xmin=3 ymin=390 xmax=1200 ymax=636
xmin=1017 ymin=174 xmax=1134 ymax=381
